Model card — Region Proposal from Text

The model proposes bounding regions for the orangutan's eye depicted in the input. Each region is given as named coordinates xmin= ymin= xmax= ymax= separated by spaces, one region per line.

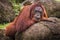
xmin=34 ymin=6 xmax=43 ymax=16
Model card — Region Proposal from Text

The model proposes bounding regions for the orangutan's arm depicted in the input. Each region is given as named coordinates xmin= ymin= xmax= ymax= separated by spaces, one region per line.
xmin=41 ymin=4 xmax=49 ymax=21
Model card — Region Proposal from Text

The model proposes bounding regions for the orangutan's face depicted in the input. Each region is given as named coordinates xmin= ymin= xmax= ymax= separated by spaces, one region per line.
xmin=33 ymin=6 xmax=43 ymax=21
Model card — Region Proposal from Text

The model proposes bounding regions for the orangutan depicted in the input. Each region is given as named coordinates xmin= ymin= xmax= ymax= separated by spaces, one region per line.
xmin=5 ymin=2 xmax=49 ymax=39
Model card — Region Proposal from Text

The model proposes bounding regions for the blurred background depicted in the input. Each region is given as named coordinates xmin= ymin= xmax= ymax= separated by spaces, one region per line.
xmin=0 ymin=0 xmax=60 ymax=29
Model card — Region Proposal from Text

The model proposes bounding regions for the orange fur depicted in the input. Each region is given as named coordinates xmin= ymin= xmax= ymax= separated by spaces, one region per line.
xmin=5 ymin=3 xmax=48 ymax=37
xmin=5 ymin=5 xmax=35 ymax=36
xmin=30 ymin=3 xmax=48 ymax=20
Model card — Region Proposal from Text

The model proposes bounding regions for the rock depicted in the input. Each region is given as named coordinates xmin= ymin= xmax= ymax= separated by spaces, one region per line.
xmin=0 ymin=0 xmax=15 ymax=23
xmin=0 ymin=29 xmax=12 ymax=40
xmin=0 ymin=17 xmax=60 ymax=40
xmin=40 ymin=0 xmax=60 ymax=18
xmin=15 ymin=23 xmax=52 ymax=40
xmin=15 ymin=17 xmax=60 ymax=40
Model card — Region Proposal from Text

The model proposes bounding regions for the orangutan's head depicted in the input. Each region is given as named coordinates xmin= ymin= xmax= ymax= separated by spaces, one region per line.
xmin=31 ymin=6 xmax=43 ymax=22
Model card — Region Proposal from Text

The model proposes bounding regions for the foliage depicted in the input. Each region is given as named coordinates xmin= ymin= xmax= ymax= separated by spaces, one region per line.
xmin=13 ymin=3 xmax=21 ymax=15
xmin=10 ymin=0 xmax=23 ymax=16
xmin=0 ymin=23 xmax=9 ymax=29
xmin=10 ymin=0 xmax=24 ymax=3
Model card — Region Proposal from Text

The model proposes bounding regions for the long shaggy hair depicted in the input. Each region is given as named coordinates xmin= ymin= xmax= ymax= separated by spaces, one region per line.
xmin=5 ymin=2 xmax=48 ymax=37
